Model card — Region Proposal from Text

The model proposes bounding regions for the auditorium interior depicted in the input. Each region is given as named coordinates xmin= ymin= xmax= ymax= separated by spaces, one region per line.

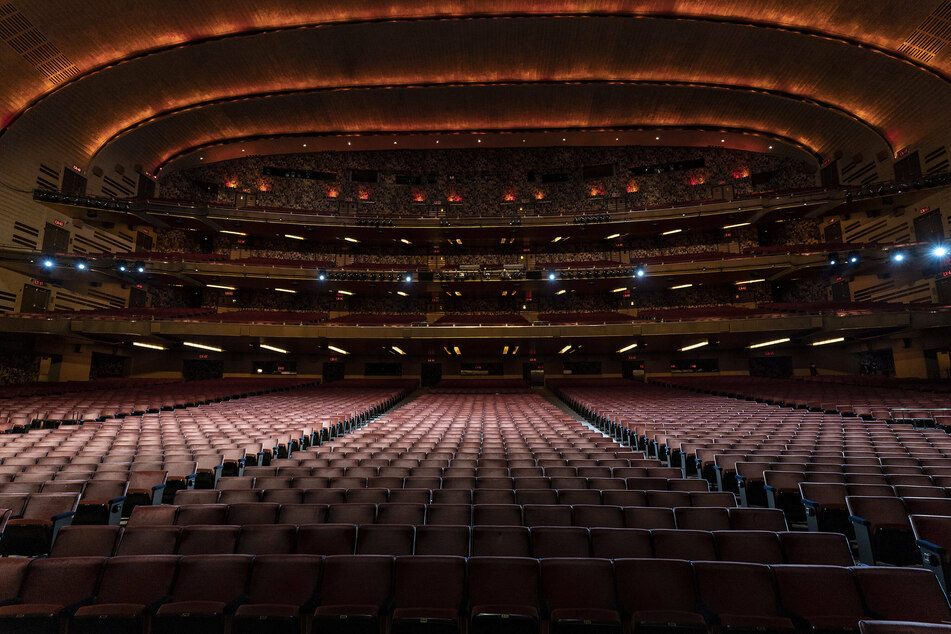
xmin=1 ymin=2 xmax=951 ymax=633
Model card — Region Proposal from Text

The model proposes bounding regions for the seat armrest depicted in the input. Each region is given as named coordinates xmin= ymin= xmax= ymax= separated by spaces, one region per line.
xmin=150 ymin=484 xmax=166 ymax=505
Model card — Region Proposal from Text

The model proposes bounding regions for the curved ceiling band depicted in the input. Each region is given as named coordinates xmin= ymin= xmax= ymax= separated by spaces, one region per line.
xmin=155 ymin=124 xmax=821 ymax=172
xmin=3 ymin=12 xmax=946 ymax=139
xmin=91 ymin=78 xmax=893 ymax=164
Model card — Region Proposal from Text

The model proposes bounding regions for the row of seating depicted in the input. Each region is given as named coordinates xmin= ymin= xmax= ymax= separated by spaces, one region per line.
xmin=176 ymin=486 xmax=738 ymax=506
xmin=128 ymin=500 xmax=783 ymax=530
xmin=0 ymin=554 xmax=946 ymax=634
xmin=0 ymin=377 xmax=316 ymax=430
xmin=49 ymin=523 xmax=851 ymax=563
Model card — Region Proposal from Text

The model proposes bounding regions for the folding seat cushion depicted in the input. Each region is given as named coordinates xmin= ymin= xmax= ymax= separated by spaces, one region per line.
xmin=588 ymin=528 xmax=652 ymax=559
xmin=541 ymin=558 xmax=621 ymax=633
xmin=227 ymin=502 xmax=281 ymax=526
xmin=779 ymin=532 xmax=854 ymax=566
xmin=689 ymin=491 xmax=737 ymax=508
xmin=847 ymin=496 xmax=919 ymax=565
xmin=626 ymin=477 xmax=669 ymax=491
xmin=414 ymin=525 xmax=470 ymax=557
xmin=405 ymin=476 xmax=442 ymax=490
xmin=473 ymin=489 xmax=516 ymax=505
xmin=0 ymin=558 xmax=31 ymax=603
xmin=376 ymin=503 xmax=426 ymax=525
xmin=296 ymin=524 xmax=357 ymax=555
xmin=727 ymin=507 xmax=788 ymax=532
xmin=232 ymin=555 xmax=322 ymax=634
xmin=312 ymin=555 xmax=393 ymax=629
xmin=70 ymin=555 xmax=181 ymax=634
xmin=425 ymin=504 xmax=471 ymax=526
xmin=645 ymin=491 xmax=690 ymax=508
xmin=303 ymin=488 xmax=346 ymax=505
xmin=262 ymin=489 xmax=304 ymax=505
xmin=623 ymin=506 xmax=676 ymax=529
xmin=177 ymin=525 xmax=239 ymax=555
xmin=0 ymin=557 xmax=104 ymax=633
xmin=389 ymin=489 xmax=432 ymax=504
xmin=572 ymin=505 xmax=624 ymax=528
xmin=477 ymin=477 xmax=515 ymax=490
xmin=152 ymin=554 xmax=254 ymax=634
xmin=0 ymin=493 xmax=32 ymax=517
xmin=278 ymin=504 xmax=328 ymax=525
xmin=513 ymin=477 xmax=550 ymax=491
xmin=2 ymin=492 xmax=80 ymax=555
xmin=255 ymin=476 xmax=293 ymax=490
xmin=522 ymin=504 xmax=572 ymax=527
xmin=514 ymin=489 xmax=556 ymax=506
xmin=432 ymin=489 xmax=471 ymax=505
xmin=587 ymin=478 xmax=626 ymax=491
xmin=176 ymin=504 xmax=228 ymax=526
xmin=532 ymin=526 xmax=591 ymax=558
xmin=674 ymin=507 xmax=731 ymax=531
xmin=694 ymin=561 xmax=794 ymax=632
xmin=48 ymin=525 xmax=120 ymax=558
xmin=347 ymin=488 xmax=388 ymax=504
xmin=471 ymin=526 xmax=532 ymax=557
xmin=601 ymin=490 xmax=647 ymax=507
xmin=551 ymin=478 xmax=588 ymax=491
xmin=73 ymin=480 xmax=128 ymax=526
xmin=650 ymin=529 xmax=717 ymax=561
xmin=771 ymin=565 xmax=865 ymax=632
xmin=713 ymin=528 xmax=785 ymax=564
xmin=174 ymin=490 xmax=220 ymax=505
xmin=853 ymin=567 xmax=951 ymax=625
xmin=114 ymin=526 xmax=180 ymax=556
xmin=127 ymin=505 xmax=178 ymax=526
xmin=291 ymin=476 xmax=329 ymax=490
xmin=468 ymin=556 xmax=540 ymax=634
xmin=218 ymin=489 xmax=263 ymax=504
xmin=328 ymin=503 xmax=377 ymax=525
xmin=391 ymin=556 xmax=466 ymax=633
xmin=669 ymin=479 xmax=710 ymax=492
xmin=217 ymin=477 xmax=256 ymax=490
xmin=235 ymin=524 xmax=297 ymax=555
xmin=615 ymin=558 xmax=706 ymax=632
xmin=557 ymin=489 xmax=601 ymax=505
xmin=356 ymin=524 xmax=415 ymax=555
xmin=123 ymin=471 xmax=167 ymax=513
xmin=473 ymin=504 xmax=523 ymax=526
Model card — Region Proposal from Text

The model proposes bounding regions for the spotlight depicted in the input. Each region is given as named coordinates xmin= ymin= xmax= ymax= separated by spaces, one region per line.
xmin=318 ymin=272 xmax=326 ymax=281
xmin=849 ymin=255 xmax=858 ymax=264
xmin=934 ymin=245 xmax=949 ymax=258
xmin=136 ymin=266 xmax=145 ymax=273
xmin=76 ymin=262 xmax=87 ymax=270
xmin=635 ymin=268 xmax=646 ymax=278
xmin=548 ymin=272 xmax=556 ymax=281
xmin=892 ymin=252 xmax=905 ymax=262
xmin=118 ymin=265 xmax=127 ymax=272
xmin=404 ymin=274 xmax=413 ymax=283
xmin=42 ymin=259 xmax=54 ymax=268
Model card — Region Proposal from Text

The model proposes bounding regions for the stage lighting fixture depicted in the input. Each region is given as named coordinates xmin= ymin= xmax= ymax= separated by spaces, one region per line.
xmin=934 ymin=245 xmax=949 ymax=258
xmin=548 ymin=272 xmax=556 ymax=280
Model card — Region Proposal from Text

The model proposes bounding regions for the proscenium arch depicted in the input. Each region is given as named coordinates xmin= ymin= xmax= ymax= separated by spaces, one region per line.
xmin=5 ymin=7 xmax=951 ymax=138
xmin=91 ymin=79 xmax=893 ymax=165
